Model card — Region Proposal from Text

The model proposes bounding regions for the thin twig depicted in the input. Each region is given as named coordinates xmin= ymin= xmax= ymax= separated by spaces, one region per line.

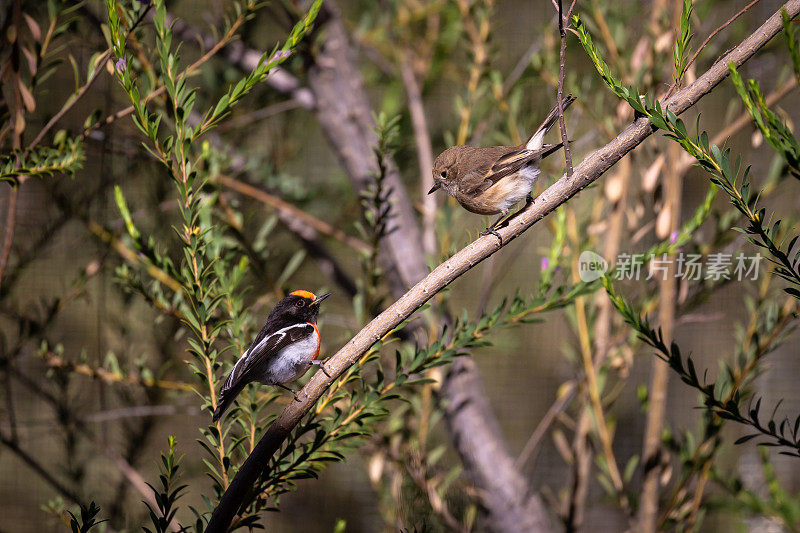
xmin=682 ymin=0 xmax=763 ymax=78
xmin=42 ymin=352 xmax=193 ymax=391
xmin=515 ymin=381 xmax=576 ymax=469
xmin=216 ymin=99 xmax=303 ymax=132
xmin=0 ymin=431 xmax=83 ymax=506
xmin=566 ymin=410 xmax=591 ymax=531
xmin=556 ymin=0 xmax=578 ymax=176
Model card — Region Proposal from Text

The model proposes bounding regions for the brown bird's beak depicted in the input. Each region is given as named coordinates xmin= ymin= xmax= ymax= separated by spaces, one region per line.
xmin=427 ymin=182 xmax=441 ymax=195
xmin=312 ymin=292 xmax=332 ymax=306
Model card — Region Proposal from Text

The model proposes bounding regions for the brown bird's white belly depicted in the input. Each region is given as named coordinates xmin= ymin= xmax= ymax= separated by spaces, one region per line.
xmin=257 ymin=327 xmax=320 ymax=385
xmin=468 ymin=163 xmax=540 ymax=215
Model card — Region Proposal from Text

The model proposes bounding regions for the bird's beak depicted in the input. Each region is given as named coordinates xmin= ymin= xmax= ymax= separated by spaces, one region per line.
xmin=427 ymin=182 xmax=441 ymax=195
xmin=312 ymin=292 xmax=332 ymax=306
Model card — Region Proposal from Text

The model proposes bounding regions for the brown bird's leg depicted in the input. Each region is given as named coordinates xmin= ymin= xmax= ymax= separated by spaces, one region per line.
xmin=480 ymin=213 xmax=509 ymax=244
xmin=277 ymin=383 xmax=301 ymax=402
xmin=308 ymin=359 xmax=331 ymax=377
xmin=481 ymin=195 xmax=537 ymax=243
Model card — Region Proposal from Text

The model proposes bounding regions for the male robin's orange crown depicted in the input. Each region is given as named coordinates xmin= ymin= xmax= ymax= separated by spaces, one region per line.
xmin=289 ymin=289 xmax=317 ymax=300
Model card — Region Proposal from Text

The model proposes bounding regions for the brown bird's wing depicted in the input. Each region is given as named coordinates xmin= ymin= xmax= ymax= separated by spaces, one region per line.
xmin=462 ymin=143 xmax=562 ymax=196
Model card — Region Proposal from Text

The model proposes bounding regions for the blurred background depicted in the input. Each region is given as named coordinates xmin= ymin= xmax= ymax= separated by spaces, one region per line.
xmin=1 ymin=0 xmax=799 ymax=531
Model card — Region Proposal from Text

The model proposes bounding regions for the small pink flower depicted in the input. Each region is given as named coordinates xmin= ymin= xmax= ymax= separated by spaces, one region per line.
xmin=541 ymin=257 xmax=549 ymax=271
xmin=268 ymin=49 xmax=291 ymax=65
xmin=669 ymin=230 xmax=679 ymax=245
xmin=115 ymin=57 xmax=127 ymax=73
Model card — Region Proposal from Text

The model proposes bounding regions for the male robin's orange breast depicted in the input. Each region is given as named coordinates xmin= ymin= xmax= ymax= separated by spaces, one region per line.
xmin=309 ymin=322 xmax=321 ymax=359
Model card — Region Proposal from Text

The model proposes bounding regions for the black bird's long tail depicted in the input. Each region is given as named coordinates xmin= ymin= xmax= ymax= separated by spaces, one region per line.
xmin=212 ymin=381 xmax=246 ymax=422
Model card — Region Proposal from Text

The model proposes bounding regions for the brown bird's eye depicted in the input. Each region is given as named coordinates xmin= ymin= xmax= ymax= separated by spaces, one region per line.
xmin=295 ymin=300 xmax=305 ymax=308
xmin=440 ymin=171 xmax=446 ymax=178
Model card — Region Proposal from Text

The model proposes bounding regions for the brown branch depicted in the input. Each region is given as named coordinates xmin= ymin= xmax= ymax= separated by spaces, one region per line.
xmin=217 ymin=176 xmax=369 ymax=253
xmin=307 ymin=4 xmax=551 ymax=531
xmin=42 ymin=352 xmax=193 ymax=391
xmin=399 ymin=53 xmax=437 ymax=256
xmin=205 ymin=3 xmax=800 ymax=531
xmin=637 ymin=142 xmax=682 ymax=533
xmin=306 ymin=3 xmax=429 ymax=292
xmin=440 ymin=357 xmax=552 ymax=533
xmin=566 ymin=410 xmax=592 ymax=531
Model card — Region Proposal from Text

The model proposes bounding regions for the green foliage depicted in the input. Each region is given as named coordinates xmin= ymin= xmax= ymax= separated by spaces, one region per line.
xmin=729 ymin=64 xmax=800 ymax=179
xmin=0 ymin=136 xmax=84 ymax=183
xmin=646 ymin=105 xmax=800 ymax=298
xmin=7 ymin=1 xmax=800 ymax=531
xmin=714 ymin=447 xmax=800 ymax=530
xmin=104 ymin=0 xmax=326 ymax=526
xmin=674 ymin=0 xmax=693 ymax=82
xmin=66 ymin=501 xmax=106 ymax=533
xmin=354 ymin=113 xmax=401 ymax=322
xmin=572 ymin=14 xmax=647 ymax=115
xmin=144 ymin=437 xmax=189 ymax=533
xmin=783 ymin=9 xmax=800 ymax=80
xmin=603 ymin=276 xmax=800 ymax=456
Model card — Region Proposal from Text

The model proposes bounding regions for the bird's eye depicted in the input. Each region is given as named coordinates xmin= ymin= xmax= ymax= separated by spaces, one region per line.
xmin=295 ymin=300 xmax=305 ymax=308
xmin=440 ymin=171 xmax=446 ymax=178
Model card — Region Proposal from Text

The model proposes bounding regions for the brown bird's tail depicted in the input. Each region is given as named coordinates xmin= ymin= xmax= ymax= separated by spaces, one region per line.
xmin=526 ymin=94 xmax=577 ymax=150
xmin=212 ymin=381 xmax=246 ymax=422
xmin=537 ymin=141 xmax=565 ymax=160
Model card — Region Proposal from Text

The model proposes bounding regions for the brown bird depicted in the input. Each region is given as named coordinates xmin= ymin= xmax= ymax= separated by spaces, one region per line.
xmin=428 ymin=95 xmax=576 ymax=239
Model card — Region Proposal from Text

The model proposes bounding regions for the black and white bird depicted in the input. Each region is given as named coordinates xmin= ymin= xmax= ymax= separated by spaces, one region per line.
xmin=212 ymin=290 xmax=331 ymax=422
